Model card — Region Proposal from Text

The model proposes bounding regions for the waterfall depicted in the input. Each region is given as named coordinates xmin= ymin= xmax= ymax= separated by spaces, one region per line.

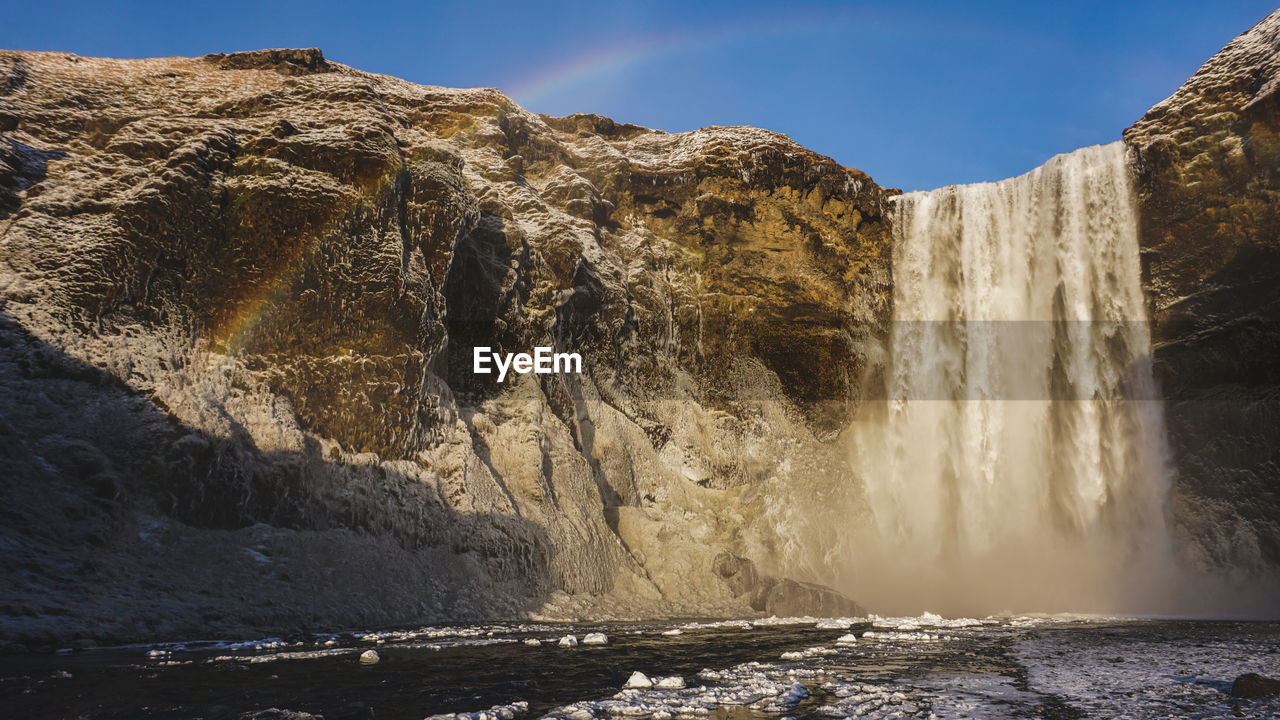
xmin=847 ymin=142 xmax=1178 ymax=615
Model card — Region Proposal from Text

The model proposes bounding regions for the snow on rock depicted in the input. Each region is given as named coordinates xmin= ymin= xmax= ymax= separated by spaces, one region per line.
xmin=750 ymin=616 xmax=823 ymax=626
xmin=423 ymin=701 xmax=530 ymax=720
xmin=757 ymin=681 xmax=809 ymax=712
xmin=551 ymin=661 xmax=815 ymax=720
xmin=862 ymin=630 xmax=952 ymax=642
xmin=210 ymin=647 xmax=354 ymax=663
xmin=869 ymin=612 xmax=990 ymax=630
xmin=678 ymin=620 xmax=752 ymax=631
xmin=582 ymin=632 xmax=608 ymax=645
xmin=815 ymin=680 xmax=935 ymax=719
xmin=696 ymin=663 xmax=811 ymax=711
xmin=624 ymin=671 xmax=653 ymax=689
xmin=780 ymin=646 xmax=838 ymax=660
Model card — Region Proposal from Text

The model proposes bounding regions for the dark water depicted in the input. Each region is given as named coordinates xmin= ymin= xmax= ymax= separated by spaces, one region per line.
xmin=3 ymin=617 xmax=1280 ymax=720
xmin=0 ymin=622 xmax=847 ymax=719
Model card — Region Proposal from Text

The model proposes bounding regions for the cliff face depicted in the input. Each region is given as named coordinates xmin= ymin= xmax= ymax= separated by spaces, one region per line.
xmin=6 ymin=13 xmax=1279 ymax=647
xmin=0 ymin=49 xmax=886 ymax=644
xmin=1124 ymin=10 xmax=1280 ymax=572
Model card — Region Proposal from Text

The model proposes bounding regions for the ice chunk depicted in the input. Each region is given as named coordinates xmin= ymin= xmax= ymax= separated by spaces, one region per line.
xmin=656 ymin=676 xmax=686 ymax=689
xmin=558 ymin=635 xmax=578 ymax=647
xmin=781 ymin=646 xmax=837 ymax=660
xmin=625 ymin=671 xmax=653 ymax=689
xmin=758 ymin=681 xmax=808 ymax=712
xmin=523 ymin=638 xmax=541 ymax=646
xmin=661 ymin=629 xmax=683 ymax=636
xmin=582 ymin=632 xmax=608 ymax=645
xmin=861 ymin=630 xmax=950 ymax=641
xmin=359 ymin=649 xmax=379 ymax=664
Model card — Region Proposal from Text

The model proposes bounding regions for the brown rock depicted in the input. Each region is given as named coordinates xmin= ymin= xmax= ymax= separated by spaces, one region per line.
xmin=751 ymin=577 xmax=865 ymax=618
xmin=715 ymin=552 xmax=862 ymax=618
xmin=0 ymin=47 xmax=885 ymax=642
xmin=1232 ymin=672 xmax=1280 ymax=697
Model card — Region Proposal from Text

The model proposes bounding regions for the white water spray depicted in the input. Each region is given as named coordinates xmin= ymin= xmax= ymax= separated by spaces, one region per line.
xmin=847 ymin=142 xmax=1178 ymax=614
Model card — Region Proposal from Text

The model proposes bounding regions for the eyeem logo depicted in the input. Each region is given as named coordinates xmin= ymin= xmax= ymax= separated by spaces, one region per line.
xmin=473 ymin=346 xmax=582 ymax=382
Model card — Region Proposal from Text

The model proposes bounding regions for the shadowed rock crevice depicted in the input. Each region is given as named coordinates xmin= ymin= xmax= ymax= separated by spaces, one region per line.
xmin=0 ymin=138 xmax=65 ymax=218
xmin=0 ymin=311 xmax=555 ymax=647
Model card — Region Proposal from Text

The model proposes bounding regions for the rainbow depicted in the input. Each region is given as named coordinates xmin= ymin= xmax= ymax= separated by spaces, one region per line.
xmin=506 ymin=10 xmax=859 ymax=108
xmin=209 ymin=179 xmax=383 ymax=355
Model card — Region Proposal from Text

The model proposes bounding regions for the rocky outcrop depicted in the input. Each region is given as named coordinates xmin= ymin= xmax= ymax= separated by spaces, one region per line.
xmin=1232 ymin=672 xmax=1280 ymax=698
xmin=1124 ymin=10 xmax=1280 ymax=571
xmin=0 ymin=48 xmax=888 ymax=644
xmin=711 ymin=551 xmax=864 ymax=617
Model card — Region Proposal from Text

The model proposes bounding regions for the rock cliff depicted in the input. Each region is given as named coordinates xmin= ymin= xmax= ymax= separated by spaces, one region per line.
xmin=4 ymin=9 xmax=1280 ymax=646
xmin=1124 ymin=9 xmax=1280 ymax=573
xmin=0 ymin=48 xmax=883 ymax=645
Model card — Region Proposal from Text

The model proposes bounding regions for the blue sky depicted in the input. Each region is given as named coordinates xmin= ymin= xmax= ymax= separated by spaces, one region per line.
xmin=3 ymin=1 xmax=1274 ymax=190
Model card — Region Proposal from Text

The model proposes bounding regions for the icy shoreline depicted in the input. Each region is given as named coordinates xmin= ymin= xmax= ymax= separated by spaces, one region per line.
xmin=5 ymin=614 xmax=1280 ymax=720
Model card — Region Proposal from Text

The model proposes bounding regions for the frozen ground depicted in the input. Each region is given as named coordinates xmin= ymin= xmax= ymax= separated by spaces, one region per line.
xmin=2 ymin=615 xmax=1278 ymax=719
xmin=1016 ymin=622 xmax=1280 ymax=719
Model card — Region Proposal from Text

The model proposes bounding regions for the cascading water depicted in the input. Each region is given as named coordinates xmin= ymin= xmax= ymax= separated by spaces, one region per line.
xmin=846 ymin=142 xmax=1179 ymax=615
